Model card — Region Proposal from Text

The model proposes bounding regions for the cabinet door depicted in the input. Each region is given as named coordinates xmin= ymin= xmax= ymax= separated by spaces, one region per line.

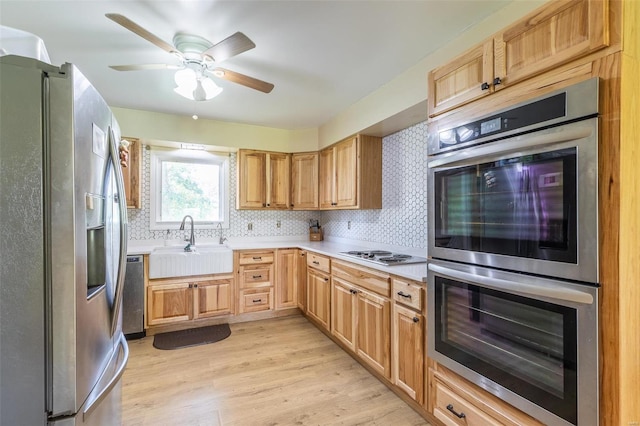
xmin=318 ymin=147 xmax=335 ymax=209
xmin=306 ymin=268 xmax=331 ymax=330
xmin=393 ymin=304 xmax=424 ymax=404
xmin=193 ymin=278 xmax=232 ymax=319
xmin=237 ymin=150 xmax=266 ymax=208
xmin=276 ymin=249 xmax=297 ymax=309
xmin=356 ymin=289 xmax=391 ymax=378
xmin=428 ymin=40 xmax=494 ymax=117
xmin=334 ymin=137 xmax=358 ymax=208
xmin=147 ymin=283 xmax=192 ymax=326
xmin=494 ymin=0 xmax=609 ymax=91
xmin=291 ymin=152 xmax=319 ymax=209
xmin=297 ymin=250 xmax=307 ymax=311
xmin=122 ymin=137 xmax=141 ymax=209
xmin=331 ymin=277 xmax=357 ymax=351
xmin=266 ymin=152 xmax=290 ymax=209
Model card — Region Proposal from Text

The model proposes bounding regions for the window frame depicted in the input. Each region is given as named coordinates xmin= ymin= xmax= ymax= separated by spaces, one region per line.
xmin=149 ymin=147 xmax=230 ymax=230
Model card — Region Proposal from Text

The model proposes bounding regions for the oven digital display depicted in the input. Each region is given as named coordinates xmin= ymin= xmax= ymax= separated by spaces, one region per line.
xmin=481 ymin=117 xmax=501 ymax=135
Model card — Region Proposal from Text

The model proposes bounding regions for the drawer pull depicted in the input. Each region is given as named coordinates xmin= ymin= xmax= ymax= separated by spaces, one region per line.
xmin=397 ymin=291 xmax=412 ymax=299
xmin=252 ymin=256 xmax=262 ymax=260
xmin=252 ymin=275 xmax=263 ymax=279
xmin=252 ymin=299 xmax=262 ymax=303
xmin=446 ymin=404 xmax=466 ymax=419
xmin=312 ymin=261 xmax=320 ymax=265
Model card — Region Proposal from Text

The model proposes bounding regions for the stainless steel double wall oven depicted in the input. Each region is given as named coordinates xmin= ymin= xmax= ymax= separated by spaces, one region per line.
xmin=426 ymin=78 xmax=600 ymax=426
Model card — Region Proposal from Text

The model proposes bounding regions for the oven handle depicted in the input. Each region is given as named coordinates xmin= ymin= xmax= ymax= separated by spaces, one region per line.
xmin=428 ymin=262 xmax=594 ymax=305
xmin=427 ymin=126 xmax=593 ymax=168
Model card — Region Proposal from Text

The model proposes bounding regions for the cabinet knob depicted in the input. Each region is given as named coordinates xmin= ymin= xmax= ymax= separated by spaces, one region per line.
xmin=324 ymin=277 xmax=329 ymax=282
xmin=193 ymin=284 xmax=198 ymax=288
xmin=480 ymin=82 xmax=490 ymax=91
xmin=493 ymin=77 xmax=502 ymax=86
xmin=290 ymin=204 xmax=294 ymax=207
xmin=412 ymin=317 xmax=419 ymax=323
xmin=266 ymin=203 xmax=270 ymax=207
xmin=446 ymin=404 xmax=466 ymax=419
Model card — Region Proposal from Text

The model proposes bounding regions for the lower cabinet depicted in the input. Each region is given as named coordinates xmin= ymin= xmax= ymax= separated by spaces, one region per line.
xmin=306 ymin=267 xmax=331 ymax=330
xmin=392 ymin=303 xmax=424 ymax=404
xmin=236 ymin=249 xmax=275 ymax=314
xmin=147 ymin=274 xmax=233 ymax=327
xmin=428 ymin=363 xmax=544 ymax=426
xmin=391 ymin=277 xmax=425 ymax=404
xmin=275 ymin=248 xmax=298 ymax=309
xmin=330 ymin=261 xmax=391 ymax=379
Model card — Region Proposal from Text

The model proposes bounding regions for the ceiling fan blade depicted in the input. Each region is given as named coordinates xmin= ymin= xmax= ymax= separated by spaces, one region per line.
xmin=203 ymin=32 xmax=255 ymax=63
xmin=212 ymin=68 xmax=274 ymax=93
xmin=106 ymin=13 xmax=177 ymax=55
xmin=109 ymin=64 xmax=181 ymax=71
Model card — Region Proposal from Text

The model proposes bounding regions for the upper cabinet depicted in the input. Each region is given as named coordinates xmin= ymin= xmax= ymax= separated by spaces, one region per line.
xmin=237 ymin=149 xmax=290 ymax=209
xmin=428 ymin=0 xmax=610 ymax=117
xmin=291 ymin=152 xmax=319 ymax=210
xmin=121 ymin=137 xmax=142 ymax=209
xmin=319 ymin=135 xmax=382 ymax=210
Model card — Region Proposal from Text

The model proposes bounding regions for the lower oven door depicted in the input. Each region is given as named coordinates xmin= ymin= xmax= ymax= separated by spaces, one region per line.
xmin=427 ymin=259 xmax=598 ymax=426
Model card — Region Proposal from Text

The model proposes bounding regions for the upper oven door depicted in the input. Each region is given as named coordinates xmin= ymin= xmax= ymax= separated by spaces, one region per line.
xmin=428 ymin=117 xmax=598 ymax=284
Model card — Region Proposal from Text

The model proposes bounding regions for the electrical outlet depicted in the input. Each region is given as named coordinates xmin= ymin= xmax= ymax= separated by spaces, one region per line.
xmin=276 ymin=220 xmax=281 ymax=228
xmin=348 ymin=221 xmax=351 ymax=230
xmin=248 ymin=223 xmax=253 ymax=231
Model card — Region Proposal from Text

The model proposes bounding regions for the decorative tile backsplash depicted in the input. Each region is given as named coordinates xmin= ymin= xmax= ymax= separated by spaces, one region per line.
xmin=128 ymin=120 xmax=427 ymax=249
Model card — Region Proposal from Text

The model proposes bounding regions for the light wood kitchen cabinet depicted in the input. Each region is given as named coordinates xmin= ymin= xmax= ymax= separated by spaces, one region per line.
xmin=356 ymin=289 xmax=391 ymax=378
xmin=319 ymin=135 xmax=382 ymax=210
xmin=121 ymin=136 xmax=141 ymax=209
xmin=428 ymin=364 xmax=544 ymax=426
xmin=290 ymin=152 xmax=318 ymax=210
xmin=147 ymin=274 xmax=233 ymax=327
xmin=428 ymin=0 xmax=611 ymax=117
xmin=275 ymin=248 xmax=298 ymax=309
xmin=392 ymin=302 xmax=424 ymax=404
xmin=306 ymin=253 xmax=331 ymax=330
xmin=330 ymin=259 xmax=391 ymax=378
xmin=331 ymin=276 xmax=357 ymax=351
xmin=237 ymin=149 xmax=290 ymax=209
xmin=296 ymin=250 xmax=307 ymax=311
xmin=236 ymin=250 xmax=275 ymax=313
xmin=427 ymin=40 xmax=494 ymax=118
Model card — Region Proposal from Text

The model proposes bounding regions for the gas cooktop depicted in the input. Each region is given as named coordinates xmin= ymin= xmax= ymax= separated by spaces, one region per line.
xmin=339 ymin=250 xmax=427 ymax=266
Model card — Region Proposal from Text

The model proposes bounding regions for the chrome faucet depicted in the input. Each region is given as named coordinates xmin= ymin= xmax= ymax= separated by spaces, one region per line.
xmin=179 ymin=215 xmax=195 ymax=250
xmin=217 ymin=222 xmax=227 ymax=245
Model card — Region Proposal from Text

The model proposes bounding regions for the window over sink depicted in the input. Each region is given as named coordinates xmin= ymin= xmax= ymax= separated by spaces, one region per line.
xmin=149 ymin=147 xmax=229 ymax=230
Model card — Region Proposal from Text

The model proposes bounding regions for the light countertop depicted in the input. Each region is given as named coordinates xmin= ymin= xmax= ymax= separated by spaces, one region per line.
xmin=127 ymin=235 xmax=428 ymax=282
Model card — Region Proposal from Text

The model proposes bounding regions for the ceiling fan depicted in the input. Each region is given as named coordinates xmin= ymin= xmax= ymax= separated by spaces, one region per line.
xmin=105 ymin=13 xmax=274 ymax=100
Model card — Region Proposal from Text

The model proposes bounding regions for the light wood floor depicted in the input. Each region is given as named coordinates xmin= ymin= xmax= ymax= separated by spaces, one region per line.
xmin=122 ymin=315 xmax=429 ymax=426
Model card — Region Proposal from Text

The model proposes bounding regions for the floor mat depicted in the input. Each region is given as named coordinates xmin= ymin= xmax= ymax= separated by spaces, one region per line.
xmin=153 ymin=324 xmax=231 ymax=350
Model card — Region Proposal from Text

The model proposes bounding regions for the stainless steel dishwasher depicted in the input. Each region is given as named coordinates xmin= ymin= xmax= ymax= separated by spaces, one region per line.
xmin=123 ymin=255 xmax=145 ymax=339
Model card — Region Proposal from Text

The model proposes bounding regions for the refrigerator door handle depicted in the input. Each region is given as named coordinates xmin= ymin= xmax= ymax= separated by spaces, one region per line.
xmin=108 ymin=129 xmax=128 ymax=337
xmin=83 ymin=333 xmax=129 ymax=419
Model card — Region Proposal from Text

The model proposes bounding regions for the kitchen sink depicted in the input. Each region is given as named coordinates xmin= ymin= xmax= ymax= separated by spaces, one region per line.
xmin=148 ymin=244 xmax=233 ymax=279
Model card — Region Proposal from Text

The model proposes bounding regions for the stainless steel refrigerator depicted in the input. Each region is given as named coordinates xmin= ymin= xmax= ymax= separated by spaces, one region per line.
xmin=0 ymin=55 xmax=129 ymax=425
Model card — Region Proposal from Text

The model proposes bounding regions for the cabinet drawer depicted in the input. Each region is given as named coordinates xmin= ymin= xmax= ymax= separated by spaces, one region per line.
xmin=240 ymin=264 xmax=272 ymax=288
xmin=239 ymin=288 xmax=273 ymax=313
xmin=332 ymin=259 xmax=390 ymax=297
xmin=307 ymin=252 xmax=331 ymax=273
xmin=238 ymin=250 xmax=274 ymax=265
xmin=433 ymin=380 xmax=502 ymax=426
xmin=392 ymin=278 xmax=423 ymax=311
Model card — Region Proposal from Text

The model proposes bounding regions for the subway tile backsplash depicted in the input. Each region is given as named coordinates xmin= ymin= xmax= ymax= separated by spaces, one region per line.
xmin=127 ymin=120 xmax=427 ymax=249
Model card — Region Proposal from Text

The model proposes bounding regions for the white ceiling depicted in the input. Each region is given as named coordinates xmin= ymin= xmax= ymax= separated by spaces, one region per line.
xmin=0 ymin=1 xmax=510 ymax=130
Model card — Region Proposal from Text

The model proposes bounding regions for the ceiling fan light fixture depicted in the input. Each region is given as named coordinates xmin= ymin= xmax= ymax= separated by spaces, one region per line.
xmin=174 ymin=68 xmax=222 ymax=101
